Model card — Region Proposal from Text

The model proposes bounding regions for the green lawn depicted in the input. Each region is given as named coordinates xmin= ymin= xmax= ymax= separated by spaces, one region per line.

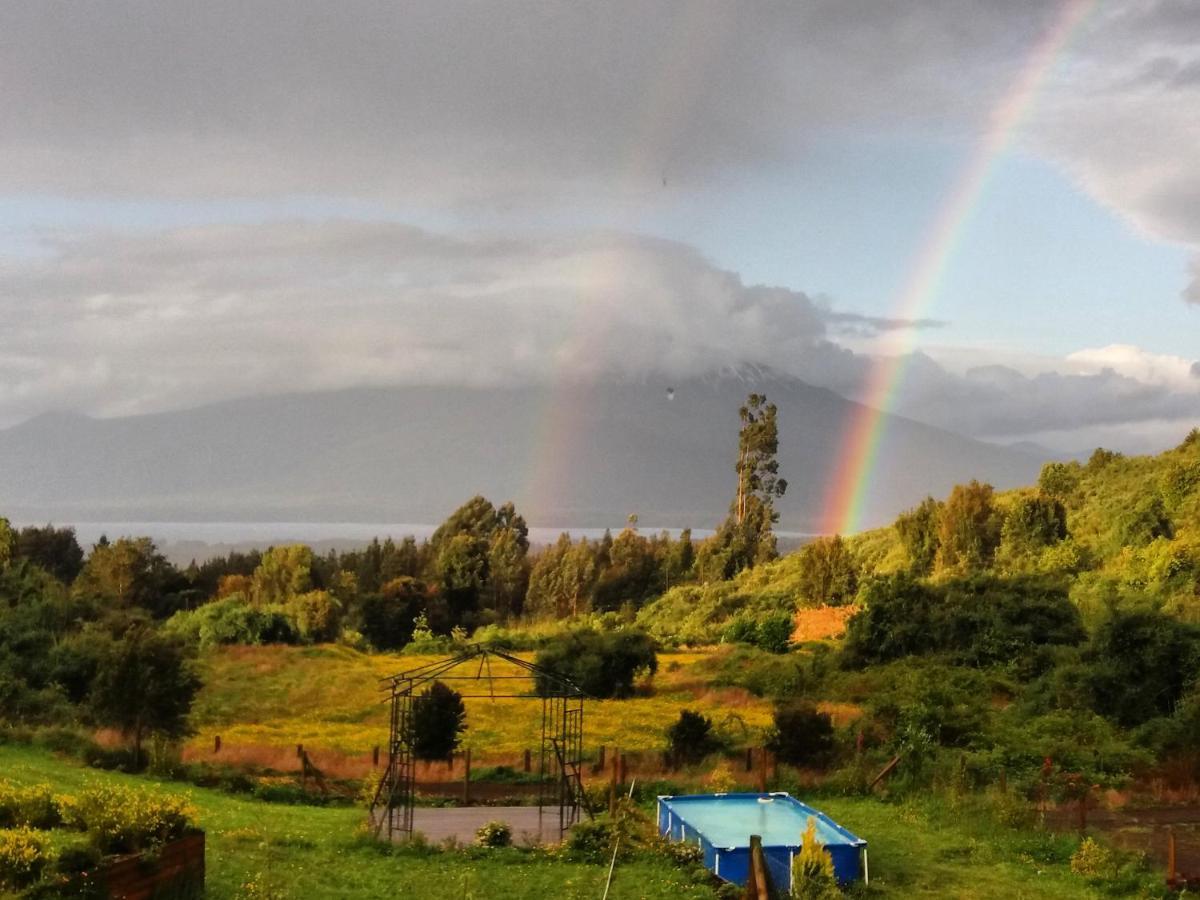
xmin=0 ymin=745 xmax=714 ymax=900
xmin=0 ymin=744 xmax=1160 ymax=899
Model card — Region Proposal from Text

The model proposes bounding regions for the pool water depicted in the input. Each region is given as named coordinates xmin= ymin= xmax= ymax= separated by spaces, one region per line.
xmin=664 ymin=794 xmax=845 ymax=848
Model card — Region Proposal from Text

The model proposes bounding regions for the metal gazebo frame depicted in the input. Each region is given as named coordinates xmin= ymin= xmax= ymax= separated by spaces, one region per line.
xmin=369 ymin=644 xmax=591 ymax=842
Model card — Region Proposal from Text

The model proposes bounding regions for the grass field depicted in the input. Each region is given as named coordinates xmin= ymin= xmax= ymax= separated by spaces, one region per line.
xmin=185 ymin=645 xmax=777 ymax=767
xmin=1 ymin=743 xmax=1161 ymax=899
xmin=0 ymin=744 xmax=715 ymax=900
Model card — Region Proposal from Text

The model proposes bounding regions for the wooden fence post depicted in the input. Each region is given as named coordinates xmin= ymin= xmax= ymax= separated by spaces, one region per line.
xmin=597 ymin=745 xmax=606 ymax=772
xmin=609 ymin=747 xmax=618 ymax=815
xmin=214 ymin=735 xmax=221 ymax=754
xmin=463 ymin=748 xmax=471 ymax=805
xmin=524 ymin=748 xmax=532 ymax=773
xmin=1168 ymin=827 xmax=1177 ymax=888
xmin=746 ymin=834 xmax=772 ymax=900
xmin=372 ymin=745 xmax=380 ymax=767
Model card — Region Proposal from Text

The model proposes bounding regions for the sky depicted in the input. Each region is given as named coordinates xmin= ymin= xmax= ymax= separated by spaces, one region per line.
xmin=1 ymin=0 xmax=1199 ymax=453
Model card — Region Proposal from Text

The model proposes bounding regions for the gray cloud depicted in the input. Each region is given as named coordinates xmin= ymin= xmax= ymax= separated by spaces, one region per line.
xmin=0 ymin=1 xmax=1055 ymax=205
xmin=2 ymin=2 xmax=1197 ymax=302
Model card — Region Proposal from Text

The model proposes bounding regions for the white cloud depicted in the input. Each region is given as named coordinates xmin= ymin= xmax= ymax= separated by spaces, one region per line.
xmin=0 ymin=222 xmax=869 ymax=424
xmin=1065 ymin=344 xmax=1200 ymax=390
xmin=1 ymin=221 xmax=1196 ymax=448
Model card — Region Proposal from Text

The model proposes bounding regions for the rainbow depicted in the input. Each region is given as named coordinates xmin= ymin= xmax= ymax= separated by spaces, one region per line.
xmin=819 ymin=0 xmax=1100 ymax=536
xmin=523 ymin=4 xmax=736 ymax=524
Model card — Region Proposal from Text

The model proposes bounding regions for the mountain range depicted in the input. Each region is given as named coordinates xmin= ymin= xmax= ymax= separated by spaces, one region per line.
xmin=0 ymin=370 xmax=1049 ymax=533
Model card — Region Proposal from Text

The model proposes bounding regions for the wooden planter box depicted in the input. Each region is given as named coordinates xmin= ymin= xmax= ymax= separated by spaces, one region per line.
xmin=97 ymin=831 xmax=205 ymax=900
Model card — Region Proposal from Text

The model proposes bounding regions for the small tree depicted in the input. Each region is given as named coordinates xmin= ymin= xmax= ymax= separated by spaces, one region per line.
xmin=791 ymin=817 xmax=839 ymax=899
xmin=410 ymin=681 xmax=467 ymax=761
xmin=666 ymin=710 xmax=718 ymax=764
xmin=795 ymin=535 xmax=858 ymax=605
xmin=895 ymin=497 xmax=941 ymax=575
xmin=935 ymin=481 xmax=1001 ymax=574
xmin=89 ymin=629 xmax=200 ymax=763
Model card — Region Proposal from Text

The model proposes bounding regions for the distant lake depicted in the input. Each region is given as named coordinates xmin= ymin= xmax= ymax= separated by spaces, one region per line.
xmin=40 ymin=521 xmax=814 ymax=564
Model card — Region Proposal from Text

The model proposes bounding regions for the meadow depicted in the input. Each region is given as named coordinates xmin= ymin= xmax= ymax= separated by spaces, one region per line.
xmin=184 ymin=645 xmax=780 ymax=770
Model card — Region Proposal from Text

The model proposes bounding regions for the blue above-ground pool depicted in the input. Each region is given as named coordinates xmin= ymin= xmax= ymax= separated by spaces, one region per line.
xmin=657 ymin=793 xmax=867 ymax=890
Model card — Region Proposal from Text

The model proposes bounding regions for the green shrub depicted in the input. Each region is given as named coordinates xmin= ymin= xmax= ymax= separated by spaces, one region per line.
xmin=534 ymin=629 xmax=657 ymax=699
xmin=767 ymin=702 xmax=835 ymax=768
xmin=722 ymin=616 xmax=758 ymax=646
xmin=164 ymin=595 xmax=299 ymax=649
xmin=665 ymin=710 xmax=718 ymax=764
xmin=0 ymin=826 xmax=52 ymax=890
xmin=53 ymin=842 xmax=102 ymax=876
xmin=843 ymin=574 xmax=1084 ymax=671
xmin=60 ymin=784 xmax=196 ymax=854
xmin=474 ymin=821 xmax=512 ymax=848
xmin=1069 ymin=836 xmax=1114 ymax=878
xmin=704 ymin=646 xmax=812 ymax=699
xmin=755 ymin=612 xmax=794 ymax=654
xmin=0 ymin=782 xmax=61 ymax=829
xmin=565 ymin=817 xmax=614 ymax=861
xmin=1084 ymin=608 xmax=1200 ymax=727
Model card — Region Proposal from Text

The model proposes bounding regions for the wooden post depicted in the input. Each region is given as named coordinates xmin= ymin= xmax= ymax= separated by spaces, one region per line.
xmin=746 ymin=834 xmax=771 ymax=900
xmin=597 ymin=745 xmax=606 ymax=772
xmin=609 ymin=748 xmax=618 ymax=815
xmin=463 ymin=748 xmax=471 ymax=805
xmin=372 ymin=745 xmax=380 ymax=767
xmin=214 ymin=735 xmax=221 ymax=754
xmin=745 ymin=747 xmax=753 ymax=772
xmin=757 ymin=747 xmax=767 ymax=793
xmin=1168 ymin=827 xmax=1177 ymax=887
xmin=524 ymin=748 xmax=532 ymax=773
